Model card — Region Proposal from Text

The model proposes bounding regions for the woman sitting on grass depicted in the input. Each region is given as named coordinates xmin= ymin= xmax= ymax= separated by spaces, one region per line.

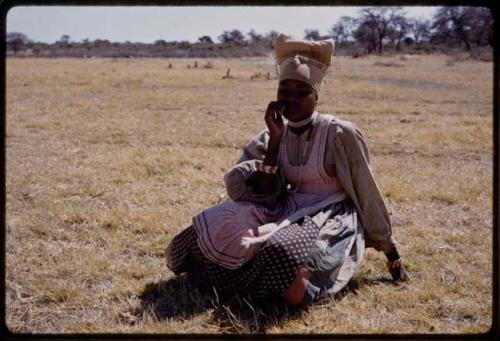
xmin=165 ymin=33 xmax=408 ymax=306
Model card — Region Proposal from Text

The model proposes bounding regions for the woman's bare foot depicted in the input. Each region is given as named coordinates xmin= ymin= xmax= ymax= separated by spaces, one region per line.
xmin=387 ymin=259 xmax=409 ymax=282
xmin=282 ymin=265 xmax=311 ymax=305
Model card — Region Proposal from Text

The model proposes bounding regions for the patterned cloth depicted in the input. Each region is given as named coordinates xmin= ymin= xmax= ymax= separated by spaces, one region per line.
xmin=167 ymin=216 xmax=321 ymax=302
xmin=167 ymin=198 xmax=363 ymax=304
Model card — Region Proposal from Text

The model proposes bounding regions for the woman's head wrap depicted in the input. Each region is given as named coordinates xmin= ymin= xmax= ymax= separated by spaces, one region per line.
xmin=274 ymin=33 xmax=335 ymax=95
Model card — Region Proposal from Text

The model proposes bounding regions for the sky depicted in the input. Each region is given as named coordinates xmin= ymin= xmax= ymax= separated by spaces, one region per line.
xmin=6 ymin=6 xmax=439 ymax=44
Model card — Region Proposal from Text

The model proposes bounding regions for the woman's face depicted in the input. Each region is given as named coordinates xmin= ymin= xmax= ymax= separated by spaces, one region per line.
xmin=277 ymin=79 xmax=317 ymax=122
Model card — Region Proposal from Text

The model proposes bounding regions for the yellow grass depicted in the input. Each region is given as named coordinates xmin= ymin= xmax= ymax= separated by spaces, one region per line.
xmin=6 ymin=54 xmax=493 ymax=334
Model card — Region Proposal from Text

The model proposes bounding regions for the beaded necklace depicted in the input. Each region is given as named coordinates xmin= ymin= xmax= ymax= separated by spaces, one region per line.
xmin=282 ymin=113 xmax=318 ymax=193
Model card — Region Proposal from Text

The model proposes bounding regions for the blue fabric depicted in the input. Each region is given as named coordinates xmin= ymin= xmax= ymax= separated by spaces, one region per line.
xmin=303 ymin=199 xmax=361 ymax=303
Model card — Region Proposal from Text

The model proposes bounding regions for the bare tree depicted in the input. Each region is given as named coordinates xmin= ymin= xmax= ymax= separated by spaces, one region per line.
xmin=353 ymin=20 xmax=378 ymax=53
xmin=430 ymin=6 xmax=492 ymax=50
xmin=431 ymin=7 xmax=471 ymax=49
xmin=467 ymin=7 xmax=493 ymax=47
xmin=388 ymin=15 xmax=411 ymax=50
xmin=408 ymin=17 xmax=431 ymax=44
xmin=355 ymin=7 xmax=406 ymax=53
xmin=329 ymin=16 xmax=357 ymax=44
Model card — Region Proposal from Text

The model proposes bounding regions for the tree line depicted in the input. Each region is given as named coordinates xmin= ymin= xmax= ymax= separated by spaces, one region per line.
xmin=325 ymin=6 xmax=493 ymax=54
xmin=6 ymin=6 xmax=493 ymax=58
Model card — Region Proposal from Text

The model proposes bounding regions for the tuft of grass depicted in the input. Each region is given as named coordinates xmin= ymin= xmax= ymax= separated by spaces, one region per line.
xmin=431 ymin=194 xmax=457 ymax=205
xmin=36 ymin=284 xmax=85 ymax=304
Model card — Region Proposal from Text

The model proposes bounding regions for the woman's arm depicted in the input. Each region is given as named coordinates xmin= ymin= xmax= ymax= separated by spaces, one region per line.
xmin=331 ymin=120 xmax=408 ymax=281
xmin=223 ymin=130 xmax=272 ymax=200
xmin=250 ymin=136 xmax=281 ymax=195
xmin=250 ymin=101 xmax=286 ymax=196
xmin=223 ymin=102 xmax=286 ymax=208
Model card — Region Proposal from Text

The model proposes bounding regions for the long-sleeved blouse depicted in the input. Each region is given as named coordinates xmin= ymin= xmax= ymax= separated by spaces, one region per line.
xmin=223 ymin=114 xmax=397 ymax=253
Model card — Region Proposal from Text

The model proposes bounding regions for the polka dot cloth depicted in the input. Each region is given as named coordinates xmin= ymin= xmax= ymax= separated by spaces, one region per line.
xmin=168 ymin=226 xmax=199 ymax=275
xmin=167 ymin=216 xmax=320 ymax=302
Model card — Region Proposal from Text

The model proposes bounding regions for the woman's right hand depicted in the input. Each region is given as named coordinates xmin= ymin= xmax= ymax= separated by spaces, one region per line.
xmin=387 ymin=259 xmax=409 ymax=282
xmin=265 ymin=101 xmax=285 ymax=141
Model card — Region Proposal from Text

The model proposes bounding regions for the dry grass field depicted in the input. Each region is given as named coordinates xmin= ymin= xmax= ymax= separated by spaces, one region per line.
xmin=5 ymin=54 xmax=493 ymax=334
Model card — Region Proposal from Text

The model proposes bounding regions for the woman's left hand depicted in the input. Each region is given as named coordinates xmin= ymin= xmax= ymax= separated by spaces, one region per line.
xmin=387 ymin=259 xmax=409 ymax=282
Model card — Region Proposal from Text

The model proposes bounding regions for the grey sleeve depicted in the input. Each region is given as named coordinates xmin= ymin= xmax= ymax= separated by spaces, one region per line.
xmin=223 ymin=159 xmax=262 ymax=202
xmin=223 ymin=129 xmax=283 ymax=206
xmin=335 ymin=121 xmax=396 ymax=253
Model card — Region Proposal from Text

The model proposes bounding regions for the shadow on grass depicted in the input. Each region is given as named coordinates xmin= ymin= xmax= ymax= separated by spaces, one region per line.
xmin=135 ymin=272 xmax=214 ymax=321
xmin=134 ymin=271 xmax=308 ymax=333
xmin=134 ymin=272 xmax=397 ymax=333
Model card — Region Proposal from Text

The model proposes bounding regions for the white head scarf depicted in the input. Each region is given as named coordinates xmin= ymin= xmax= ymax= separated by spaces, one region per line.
xmin=274 ymin=33 xmax=335 ymax=95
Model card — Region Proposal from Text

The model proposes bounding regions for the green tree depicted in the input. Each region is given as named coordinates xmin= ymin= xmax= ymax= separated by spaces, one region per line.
xmin=58 ymin=34 xmax=71 ymax=48
xmin=304 ymin=29 xmax=322 ymax=41
xmin=247 ymin=29 xmax=263 ymax=44
xmin=198 ymin=35 xmax=213 ymax=44
xmin=155 ymin=39 xmax=167 ymax=46
xmin=218 ymin=29 xmax=245 ymax=44
xmin=263 ymin=30 xmax=279 ymax=48
xmin=6 ymin=32 xmax=30 ymax=54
